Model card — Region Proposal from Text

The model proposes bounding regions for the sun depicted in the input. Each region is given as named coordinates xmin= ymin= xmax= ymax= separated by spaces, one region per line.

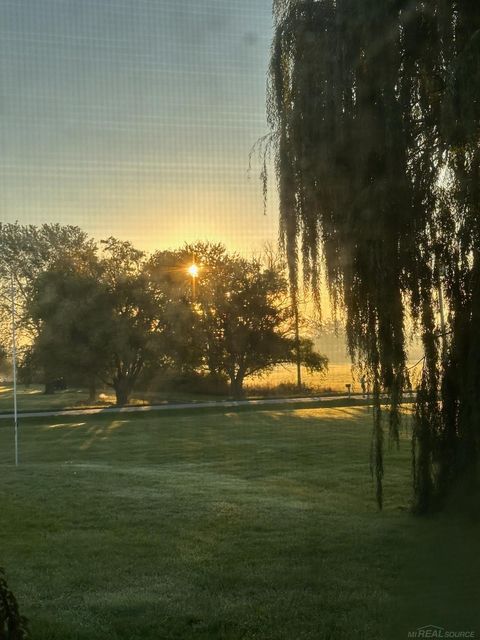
xmin=187 ymin=264 xmax=199 ymax=278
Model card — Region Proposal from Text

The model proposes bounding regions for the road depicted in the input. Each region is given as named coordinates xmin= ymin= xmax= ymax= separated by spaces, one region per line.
xmin=0 ymin=393 xmax=375 ymax=421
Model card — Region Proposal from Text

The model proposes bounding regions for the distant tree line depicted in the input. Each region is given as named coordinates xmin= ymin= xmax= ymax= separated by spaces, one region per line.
xmin=0 ymin=223 xmax=327 ymax=405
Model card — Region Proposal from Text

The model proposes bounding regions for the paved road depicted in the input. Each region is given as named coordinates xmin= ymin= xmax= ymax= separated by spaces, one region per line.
xmin=0 ymin=394 xmax=374 ymax=421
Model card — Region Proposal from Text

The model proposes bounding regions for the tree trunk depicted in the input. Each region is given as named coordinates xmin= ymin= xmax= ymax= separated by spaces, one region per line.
xmin=230 ymin=374 xmax=245 ymax=400
xmin=44 ymin=381 xmax=56 ymax=395
xmin=88 ymin=382 xmax=97 ymax=404
xmin=114 ymin=377 xmax=132 ymax=406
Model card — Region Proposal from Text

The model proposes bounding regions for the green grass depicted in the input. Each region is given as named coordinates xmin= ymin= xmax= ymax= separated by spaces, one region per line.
xmin=0 ymin=406 xmax=478 ymax=639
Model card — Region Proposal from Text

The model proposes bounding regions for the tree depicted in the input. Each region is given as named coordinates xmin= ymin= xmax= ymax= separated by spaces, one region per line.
xmin=150 ymin=242 xmax=328 ymax=398
xmin=0 ymin=223 xmax=96 ymax=331
xmin=146 ymin=243 xmax=215 ymax=376
xmin=98 ymin=238 xmax=177 ymax=405
xmin=268 ymin=1 xmax=480 ymax=512
xmin=0 ymin=223 xmax=98 ymax=391
xmin=0 ymin=343 xmax=8 ymax=381
xmin=202 ymin=252 xmax=327 ymax=398
xmin=28 ymin=238 xmax=181 ymax=406
xmin=28 ymin=264 xmax=113 ymax=402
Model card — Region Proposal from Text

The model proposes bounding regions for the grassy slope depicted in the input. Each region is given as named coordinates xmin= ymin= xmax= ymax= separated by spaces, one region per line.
xmin=0 ymin=406 xmax=478 ymax=640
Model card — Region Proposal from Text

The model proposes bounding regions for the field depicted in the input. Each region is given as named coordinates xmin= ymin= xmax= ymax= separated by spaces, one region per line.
xmin=0 ymin=405 xmax=479 ymax=640
xmin=245 ymin=362 xmax=357 ymax=393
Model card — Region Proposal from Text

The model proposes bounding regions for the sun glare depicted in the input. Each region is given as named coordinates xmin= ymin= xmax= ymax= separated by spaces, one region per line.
xmin=187 ymin=264 xmax=199 ymax=278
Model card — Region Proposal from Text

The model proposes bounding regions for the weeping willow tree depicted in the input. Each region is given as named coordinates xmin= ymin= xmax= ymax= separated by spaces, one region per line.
xmin=268 ymin=0 xmax=480 ymax=512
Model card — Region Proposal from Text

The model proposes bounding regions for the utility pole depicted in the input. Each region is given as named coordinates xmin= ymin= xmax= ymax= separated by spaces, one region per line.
xmin=10 ymin=272 xmax=18 ymax=466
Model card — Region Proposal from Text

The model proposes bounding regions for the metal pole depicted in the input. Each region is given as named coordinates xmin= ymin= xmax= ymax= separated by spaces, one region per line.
xmin=294 ymin=305 xmax=302 ymax=390
xmin=10 ymin=272 xmax=18 ymax=466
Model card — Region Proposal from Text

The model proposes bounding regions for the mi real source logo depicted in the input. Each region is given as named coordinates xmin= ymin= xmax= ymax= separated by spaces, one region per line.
xmin=408 ymin=626 xmax=476 ymax=639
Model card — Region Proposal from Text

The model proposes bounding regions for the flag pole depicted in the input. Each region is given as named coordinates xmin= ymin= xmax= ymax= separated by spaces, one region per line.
xmin=10 ymin=271 xmax=18 ymax=466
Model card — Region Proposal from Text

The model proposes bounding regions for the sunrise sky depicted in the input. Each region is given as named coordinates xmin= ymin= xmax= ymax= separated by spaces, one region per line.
xmin=0 ymin=0 xmax=277 ymax=254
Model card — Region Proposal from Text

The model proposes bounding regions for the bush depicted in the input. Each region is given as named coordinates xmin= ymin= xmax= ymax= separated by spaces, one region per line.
xmin=0 ymin=568 xmax=30 ymax=639
xmin=244 ymin=382 xmax=318 ymax=397
xmin=138 ymin=369 xmax=230 ymax=397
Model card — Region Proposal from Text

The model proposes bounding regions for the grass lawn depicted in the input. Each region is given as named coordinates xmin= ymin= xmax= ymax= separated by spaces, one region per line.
xmin=0 ymin=406 xmax=479 ymax=639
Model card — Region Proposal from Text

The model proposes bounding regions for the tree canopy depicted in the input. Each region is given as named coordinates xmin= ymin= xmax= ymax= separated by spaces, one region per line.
xmin=0 ymin=223 xmax=97 ymax=354
xmin=269 ymin=0 xmax=480 ymax=511
xmin=28 ymin=240 xmax=178 ymax=406
xmin=149 ymin=242 xmax=328 ymax=398
xmin=8 ymin=229 xmax=327 ymax=405
xmin=28 ymin=264 xmax=113 ymax=401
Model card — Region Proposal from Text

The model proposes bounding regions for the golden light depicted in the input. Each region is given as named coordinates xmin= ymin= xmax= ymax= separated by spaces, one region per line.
xmin=187 ymin=264 xmax=199 ymax=278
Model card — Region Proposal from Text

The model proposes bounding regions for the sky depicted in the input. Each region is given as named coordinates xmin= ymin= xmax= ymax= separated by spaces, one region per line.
xmin=0 ymin=0 xmax=277 ymax=254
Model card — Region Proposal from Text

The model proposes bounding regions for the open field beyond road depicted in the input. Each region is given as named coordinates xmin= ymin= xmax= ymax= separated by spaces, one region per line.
xmin=0 ymin=406 xmax=478 ymax=639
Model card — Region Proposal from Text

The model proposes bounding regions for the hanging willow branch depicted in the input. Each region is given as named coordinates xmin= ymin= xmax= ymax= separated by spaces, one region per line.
xmin=269 ymin=0 xmax=480 ymax=512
